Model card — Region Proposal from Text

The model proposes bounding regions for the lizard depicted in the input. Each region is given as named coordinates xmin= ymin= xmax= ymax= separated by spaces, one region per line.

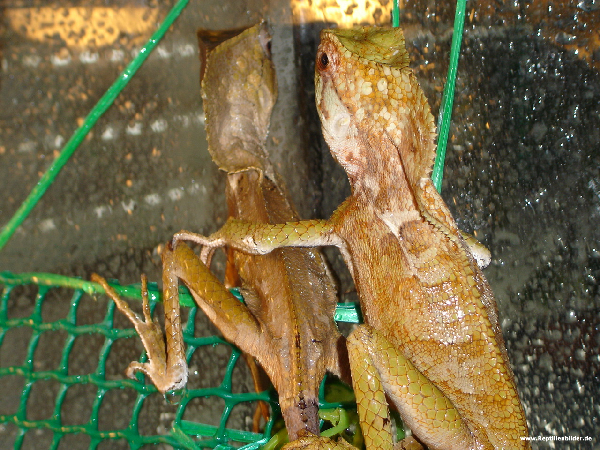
xmin=93 ymin=23 xmax=350 ymax=441
xmin=174 ymin=27 xmax=531 ymax=449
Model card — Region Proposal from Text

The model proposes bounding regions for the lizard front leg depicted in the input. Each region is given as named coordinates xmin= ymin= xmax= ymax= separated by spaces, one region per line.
xmin=175 ymin=218 xmax=341 ymax=264
xmin=93 ymin=240 xmax=262 ymax=393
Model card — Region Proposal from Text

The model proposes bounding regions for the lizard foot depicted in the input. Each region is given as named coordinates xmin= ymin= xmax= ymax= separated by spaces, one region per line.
xmin=91 ymin=273 xmax=188 ymax=393
xmin=172 ymin=230 xmax=221 ymax=266
xmin=282 ymin=435 xmax=356 ymax=450
xmin=394 ymin=436 xmax=425 ymax=450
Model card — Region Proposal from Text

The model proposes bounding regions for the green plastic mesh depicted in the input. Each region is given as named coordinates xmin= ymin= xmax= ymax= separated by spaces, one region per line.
xmin=0 ymin=272 xmax=360 ymax=449
xmin=0 ymin=272 xmax=279 ymax=449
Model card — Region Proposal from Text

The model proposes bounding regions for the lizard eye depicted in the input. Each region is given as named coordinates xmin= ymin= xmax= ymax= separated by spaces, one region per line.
xmin=317 ymin=52 xmax=329 ymax=70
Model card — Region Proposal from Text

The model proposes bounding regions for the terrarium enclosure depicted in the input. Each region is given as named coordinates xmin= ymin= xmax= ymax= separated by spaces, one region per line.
xmin=1 ymin=0 xmax=599 ymax=449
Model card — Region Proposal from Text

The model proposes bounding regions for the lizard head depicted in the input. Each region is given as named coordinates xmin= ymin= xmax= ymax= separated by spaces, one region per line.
xmin=200 ymin=22 xmax=277 ymax=176
xmin=315 ymin=27 xmax=436 ymax=188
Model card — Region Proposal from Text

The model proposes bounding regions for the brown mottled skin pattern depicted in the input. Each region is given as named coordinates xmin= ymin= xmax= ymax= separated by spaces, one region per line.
xmin=178 ymin=27 xmax=530 ymax=449
xmin=93 ymin=23 xmax=350 ymax=441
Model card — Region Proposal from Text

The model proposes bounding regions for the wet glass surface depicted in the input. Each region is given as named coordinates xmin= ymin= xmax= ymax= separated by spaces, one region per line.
xmin=1 ymin=0 xmax=599 ymax=448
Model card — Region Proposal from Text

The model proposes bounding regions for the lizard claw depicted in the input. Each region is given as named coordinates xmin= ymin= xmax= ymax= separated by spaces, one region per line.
xmin=200 ymin=246 xmax=216 ymax=266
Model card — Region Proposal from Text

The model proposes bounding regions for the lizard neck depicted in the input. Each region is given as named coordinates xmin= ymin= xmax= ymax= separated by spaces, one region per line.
xmin=348 ymin=129 xmax=418 ymax=214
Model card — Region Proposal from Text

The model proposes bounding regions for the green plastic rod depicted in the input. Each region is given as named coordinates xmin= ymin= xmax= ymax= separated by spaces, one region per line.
xmin=0 ymin=0 xmax=190 ymax=252
xmin=432 ymin=0 xmax=467 ymax=192
xmin=0 ymin=270 xmax=362 ymax=321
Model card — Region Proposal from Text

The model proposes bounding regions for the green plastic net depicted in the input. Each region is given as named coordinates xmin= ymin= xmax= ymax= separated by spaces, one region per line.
xmin=0 ymin=272 xmax=361 ymax=449
xmin=0 ymin=272 xmax=277 ymax=449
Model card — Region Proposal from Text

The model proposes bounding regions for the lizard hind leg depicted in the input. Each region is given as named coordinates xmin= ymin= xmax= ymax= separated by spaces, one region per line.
xmin=347 ymin=325 xmax=474 ymax=450
xmin=347 ymin=326 xmax=473 ymax=450
xmin=91 ymin=273 xmax=187 ymax=393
